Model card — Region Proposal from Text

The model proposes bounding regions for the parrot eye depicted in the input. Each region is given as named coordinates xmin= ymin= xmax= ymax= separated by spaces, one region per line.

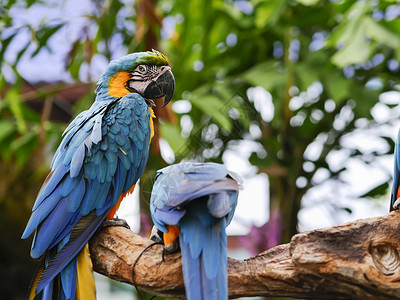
xmin=137 ymin=65 xmax=147 ymax=73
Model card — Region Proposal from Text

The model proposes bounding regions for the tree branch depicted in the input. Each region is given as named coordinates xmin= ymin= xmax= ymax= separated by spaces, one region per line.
xmin=89 ymin=211 xmax=400 ymax=299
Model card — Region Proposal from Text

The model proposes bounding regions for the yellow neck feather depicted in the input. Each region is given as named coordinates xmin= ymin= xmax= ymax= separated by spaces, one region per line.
xmin=108 ymin=71 xmax=130 ymax=98
xmin=148 ymin=107 xmax=155 ymax=141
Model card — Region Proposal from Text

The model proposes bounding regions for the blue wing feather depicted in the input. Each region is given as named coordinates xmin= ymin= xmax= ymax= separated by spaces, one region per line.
xmin=61 ymin=174 xmax=81 ymax=197
xmin=32 ymin=164 xmax=69 ymax=211
xmin=80 ymin=180 xmax=100 ymax=215
xmin=36 ymin=211 xmax=107 ymax=294
xmin=67 ymin=177 xmax=86 ymax=213
xmin=31 ymin=199 xmax=75 ymax=258
xmin=111 ymin=162 xmax=128 ymax=206
xmin=24 ymin=93 xmax=153 ymax=298
xmin=22 ymin=184 xmax=63 ymax=239
xmin=60 ymin=258 xmax=77 ymax=298
xmin=391 ymin=129 xmax=400 ymax=209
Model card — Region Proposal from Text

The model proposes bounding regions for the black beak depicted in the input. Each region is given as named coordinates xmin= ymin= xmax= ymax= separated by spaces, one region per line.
xmin=143 ymin=69 xmax=175 ymax=107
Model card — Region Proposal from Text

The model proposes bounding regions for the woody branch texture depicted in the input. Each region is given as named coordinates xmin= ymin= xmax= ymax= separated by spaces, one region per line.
xmin=89 ymin=211 xmax=400 ymax=299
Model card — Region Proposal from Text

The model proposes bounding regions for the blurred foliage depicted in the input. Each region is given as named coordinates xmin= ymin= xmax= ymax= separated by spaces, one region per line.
xmin=1 ymin=0 xmax=400 ymax=298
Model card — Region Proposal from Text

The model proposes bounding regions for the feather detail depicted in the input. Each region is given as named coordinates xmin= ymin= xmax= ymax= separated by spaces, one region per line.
xmin=36 ymin=211 xmax=107 ymax=294
xmin=391 ymin=129 xmax=400 ymax=210
xmin=24 ymin=52 xmax=163 ymax=300
xmin=60 ymin=258 xmax=77 ymax=298
xmin=150 ymin=162 xmax=241 ymax=300
xmin=179 ymin=218 xmax=228 ymax=300
xmin=76 ymin=244 xmax=96 ymax=300
xmin=108 ymin=71 xmax=131 ymax=98
xmin=33 ymin=164 xmax=69 ymax=211
xmin=28 ymin=258 xmax=45 ymax=300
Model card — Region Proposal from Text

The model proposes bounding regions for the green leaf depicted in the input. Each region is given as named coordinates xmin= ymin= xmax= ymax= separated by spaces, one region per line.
xmin=294 ymin=62 xmax=320 ymax=90
xmin=160 ymin=122 xmax=187 ymax=153
xmin=242 ymin=61 xmax=287 ymax=92
xmin=359 ymin=181 xmax=389 ymax=198
xmin=331 ymin=18 xmax=372 ymax=67
xmin=295 ymin=0 xmax=319 ymax=5
xmin=254 ymin=0 xmax=286 ymax=28
xmin=0 ymin=120 xmax=16 ymax=142
xmin=212 ymin=84 xmax=252 ymax=128
xmin=342 ymin=207 xmax=352 ymax=214
xmin=66 ymin=40 xmax=85 ymax=79
xmin=327 ymin=2 xmax=367 ymax=47
xmin=0 ymin=32 xmax=17 ymax=63
xmin=10 ymin=130 xmax=36 ymax=152
xmin=5 ymin=86 xmax=26 ymax=133
xmin=15 ymin=40 xmax=31 ymax=64
xmin=364 ymin=16 xmax=400 ymax=49
xmin=324 ymin=73 xmax=350 ymax=103
xmin=190 ymin=94 xmax=233 ymax=132
xmin=352 ymin=86 xmax=379 ymax=119
xmin=32 ymin=24 xmax=64 ymax=57
xmin=10 ymin=129 xmax=38 ymax=166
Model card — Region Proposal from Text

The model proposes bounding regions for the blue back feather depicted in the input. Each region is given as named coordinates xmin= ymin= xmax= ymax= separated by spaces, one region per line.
xmin=24 ymin=87 xmax=152 ymax=299
xmin=23 ymin=51 xmax=167 ymax=299
xmin=392 ymin=129 xmax=400 ymax=209
xmin=150 ymin=162 xmax=241 ymax=300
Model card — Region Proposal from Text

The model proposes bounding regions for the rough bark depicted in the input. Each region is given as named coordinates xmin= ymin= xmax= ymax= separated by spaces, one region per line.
xmin=89 ymin=211 xmax=400 ymax=299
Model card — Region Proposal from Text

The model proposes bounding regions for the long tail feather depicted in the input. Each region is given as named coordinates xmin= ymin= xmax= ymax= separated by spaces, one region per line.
xmin=36 ymin=211 xmax=106 ymax=294
xmin=180 ymin=217 xmax=228 ymax=300
xmin=76 ymin=244 xmax=96 ymax=300
xmin=32 ymin=244 xmax=96 ymax=300
xmin=28 ymin=258 xmax=45 ymax=300
xmin=60 ymin=258 xmax=77 ymax=299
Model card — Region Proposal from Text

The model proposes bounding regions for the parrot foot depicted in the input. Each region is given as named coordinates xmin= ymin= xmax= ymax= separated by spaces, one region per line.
xmin=149 ymin=225 xmax=180 ymax=262
xmin=150 ymin=225 xmax=163 ymax=243
xmin=393 ymin=198 xmax=400 ymax=210
xmin=160 ymin=242 xmax=180 ymax=262
xmin=102 ymin=218 xmax=131 ymax=230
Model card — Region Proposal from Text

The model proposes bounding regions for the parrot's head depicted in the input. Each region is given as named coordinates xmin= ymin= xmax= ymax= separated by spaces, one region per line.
xmin=96 ymin=50 xmax=175 ymax=107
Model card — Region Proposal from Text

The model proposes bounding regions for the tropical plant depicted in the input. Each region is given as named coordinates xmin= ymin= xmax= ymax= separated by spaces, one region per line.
xmin=1 ymin=0 xmax=400 ymax=298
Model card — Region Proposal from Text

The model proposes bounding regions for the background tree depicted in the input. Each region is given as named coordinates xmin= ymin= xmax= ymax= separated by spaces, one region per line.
xmin=1 ymin=0 xmax=399 ymax=299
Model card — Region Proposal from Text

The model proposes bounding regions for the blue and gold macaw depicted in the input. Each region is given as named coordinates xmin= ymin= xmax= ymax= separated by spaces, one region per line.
xmin=22 ymin=50 xmax=175 ymax=300
xmin=391 ymin=130 xmax=400 ymax=211
xmin=150 ymin=162 xmax=241 ymax=300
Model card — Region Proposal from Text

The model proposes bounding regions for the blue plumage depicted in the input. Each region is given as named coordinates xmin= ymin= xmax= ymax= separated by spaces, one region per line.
xmin=391 ymin=130 xmax=400 ymax=210
xmin=22 ymin=50 xmax=175 ymax=300
xmin=150 ymin=162 xmax=241 ymax=300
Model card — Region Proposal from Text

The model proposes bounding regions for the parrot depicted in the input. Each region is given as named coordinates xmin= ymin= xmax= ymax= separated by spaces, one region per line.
xmin=21 ymin=50 xmax=175 ymax=300
xmin=391 ymin=129 xmax=400 ymax=211
xmin=149 ymin=162 xmax=242 ymax=300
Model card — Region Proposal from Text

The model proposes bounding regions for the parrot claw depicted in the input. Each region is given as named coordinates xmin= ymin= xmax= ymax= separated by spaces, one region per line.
xmin=394 ymin=199 xmax=400 ymax=210
xmin=102 ymin=218 xmax=131 ymax=230
xmin=163 ymin=240 xmax=180 ymax=254
xmin=150 ymin=225 xmax=163 ymax=243
xmin=149 ymin=225 xmax=180 ymax=261
xmin=159 ymin=239 xmax=180 ymax=262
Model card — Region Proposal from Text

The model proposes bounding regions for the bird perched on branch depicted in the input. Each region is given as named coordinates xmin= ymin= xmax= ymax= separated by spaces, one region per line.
xmin=150 ymin=162 xmax=241 ymax=300
xmin=22 ymin=50 xmax=175 ymax=300
xmin=391 ymin=130 xmax=400 ymax=211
